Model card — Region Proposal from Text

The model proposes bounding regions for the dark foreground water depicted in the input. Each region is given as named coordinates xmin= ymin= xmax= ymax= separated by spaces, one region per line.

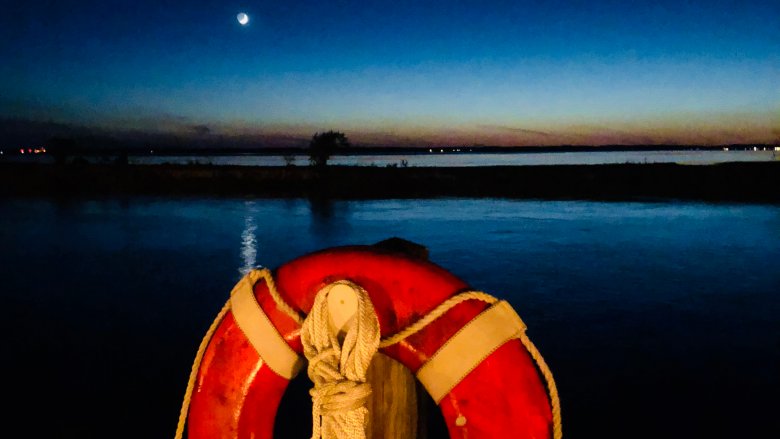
xmin=1 ymin=197 xmax=778 ymax=438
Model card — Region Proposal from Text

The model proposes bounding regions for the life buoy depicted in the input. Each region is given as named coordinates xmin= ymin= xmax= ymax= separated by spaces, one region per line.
xmin=178 ymin=245 xmax=559 ymax=439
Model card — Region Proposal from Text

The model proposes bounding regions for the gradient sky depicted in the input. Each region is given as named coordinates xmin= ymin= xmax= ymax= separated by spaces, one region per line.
xmin=1 ymin=0 xmax=778 ymax=146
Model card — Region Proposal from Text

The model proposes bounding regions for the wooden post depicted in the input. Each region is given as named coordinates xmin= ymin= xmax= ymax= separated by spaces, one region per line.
xmin=364 ymin=238 xmax=431 ymax=439
xmin=366 ymin=353 xmax=423 ymax=439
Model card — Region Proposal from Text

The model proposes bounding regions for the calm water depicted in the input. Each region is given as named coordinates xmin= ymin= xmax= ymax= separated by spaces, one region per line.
xmin=4 ymin=149 xmax=779 ymax=166
xmin=1 ymin=197 xmax=779 ymax=438
xmin=135 ymin=149 xmax=780 ymax=166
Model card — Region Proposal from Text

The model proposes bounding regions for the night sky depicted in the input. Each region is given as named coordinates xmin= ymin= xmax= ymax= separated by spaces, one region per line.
xmin=1 ymin=0 xmax=778 ymax=147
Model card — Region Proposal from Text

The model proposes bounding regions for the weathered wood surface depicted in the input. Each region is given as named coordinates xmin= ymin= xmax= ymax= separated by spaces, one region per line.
xmin=364 ymin=238 xmax=429 ymax=439
xmin=366 ymin=353 xmax=424 ymax=439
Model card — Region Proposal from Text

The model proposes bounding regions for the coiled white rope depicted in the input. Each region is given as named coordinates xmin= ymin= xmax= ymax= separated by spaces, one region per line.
xmin=301 ymin=281 xmax=380 ymax=439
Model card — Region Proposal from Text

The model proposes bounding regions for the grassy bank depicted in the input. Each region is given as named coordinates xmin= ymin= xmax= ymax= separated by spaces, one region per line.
xmin=1 ymin=162 xmax=778 ymax=202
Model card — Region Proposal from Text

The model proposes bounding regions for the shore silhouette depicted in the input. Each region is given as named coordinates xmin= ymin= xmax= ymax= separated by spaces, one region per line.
xmin=2 ymin=161 xmax=778 ymax=202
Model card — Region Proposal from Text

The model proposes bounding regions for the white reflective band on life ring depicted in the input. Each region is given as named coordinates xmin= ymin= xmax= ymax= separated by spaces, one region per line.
xmin=416 ymin=300 xmax=526 ymax=403
xmin=229 ymin=271 xmax=304 ymax=380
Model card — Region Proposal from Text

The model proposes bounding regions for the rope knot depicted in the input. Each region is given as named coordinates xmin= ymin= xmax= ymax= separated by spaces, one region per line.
xmin=310 ymin=380 xmax=373 ymax=415
xmin=301 ymin=281 xmax=381 ymax=439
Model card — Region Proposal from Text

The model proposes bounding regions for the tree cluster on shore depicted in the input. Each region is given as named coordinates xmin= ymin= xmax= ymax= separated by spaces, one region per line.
xmin=308 ymin=131 xmax=349 ymax=168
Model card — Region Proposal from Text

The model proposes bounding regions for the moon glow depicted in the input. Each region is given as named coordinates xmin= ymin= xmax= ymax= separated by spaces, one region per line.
xmin=237 ymin=12 xmax=249 ymax=26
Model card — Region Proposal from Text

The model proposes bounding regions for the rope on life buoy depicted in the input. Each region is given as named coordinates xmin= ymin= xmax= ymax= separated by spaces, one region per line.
xmin=302 ymin=281 xmax=379 ymax=439
xmin=175 ymin=268 xmax=562 ymax=439
xmin=174 ymin=300 xmax=231 ymax=439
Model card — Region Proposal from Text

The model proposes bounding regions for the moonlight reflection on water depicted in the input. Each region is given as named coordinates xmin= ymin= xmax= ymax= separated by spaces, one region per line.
xmin=240 ymin=201 xmax=259 ymax=275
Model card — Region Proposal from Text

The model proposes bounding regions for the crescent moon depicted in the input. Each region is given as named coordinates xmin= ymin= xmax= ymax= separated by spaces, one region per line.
xmin=237 ymin=13 xmax=249 ymax=26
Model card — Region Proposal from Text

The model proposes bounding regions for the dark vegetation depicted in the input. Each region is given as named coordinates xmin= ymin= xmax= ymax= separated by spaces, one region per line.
xmin=1 ymin=161 xmax=778 ymax=203
xmin=308 ymin=131 xmax=350 ymax=167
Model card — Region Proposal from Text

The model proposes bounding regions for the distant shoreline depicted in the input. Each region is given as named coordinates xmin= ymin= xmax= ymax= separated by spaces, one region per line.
xmin=1 ymin=162 xmax=778 ymax=203
xmin=3 ymin=143 xmax=777 ymax=157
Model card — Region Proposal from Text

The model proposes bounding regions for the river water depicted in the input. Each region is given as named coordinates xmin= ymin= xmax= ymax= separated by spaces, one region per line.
xmin=1 ymin=197 xmax=778 ymax=438
xmin=3 ymin=148 xmax=778 ymax=166
xmin=137 ymin=149 xmax=778 ymax=167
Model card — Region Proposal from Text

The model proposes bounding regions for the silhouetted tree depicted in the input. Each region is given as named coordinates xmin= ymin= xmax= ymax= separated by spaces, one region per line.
xmin=308 ymin=131 xmax=349 ymax=168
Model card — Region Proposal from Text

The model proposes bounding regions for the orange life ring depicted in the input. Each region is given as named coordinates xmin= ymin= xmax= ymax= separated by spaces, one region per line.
xmin=182 ymin=245 xmax=557 ymax=438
